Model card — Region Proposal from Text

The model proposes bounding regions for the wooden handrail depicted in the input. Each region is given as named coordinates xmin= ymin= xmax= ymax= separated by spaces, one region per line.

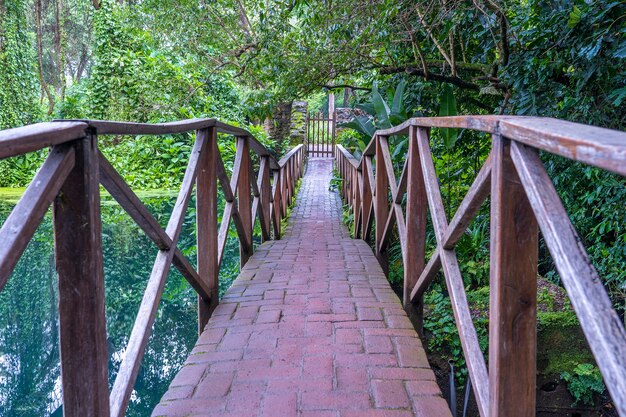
xmin=359 ymin=116 xmax=626 ymax=176
xmin=0 ymin=119 xmax=307 ymax=417
xmin=0 ymin=121 xmax=88 ymax=159
xmin=335 ymin=116 xmax=626 ymax=417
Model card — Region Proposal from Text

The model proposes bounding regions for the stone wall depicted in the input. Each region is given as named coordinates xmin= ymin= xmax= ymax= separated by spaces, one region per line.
xmin=335 ymin=107 xmax=367 ymax=125
xmin=290 ymin=101 xmax=307 ymax=145
xmin=267 ymin=102 xmax=293 ymax=148
xmin=266 ymin=101 xmax=309 ymax=148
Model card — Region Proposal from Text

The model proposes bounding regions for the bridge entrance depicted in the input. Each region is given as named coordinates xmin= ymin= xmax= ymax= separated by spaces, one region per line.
xmin=306 ymin=111 xmax=335 ymax=158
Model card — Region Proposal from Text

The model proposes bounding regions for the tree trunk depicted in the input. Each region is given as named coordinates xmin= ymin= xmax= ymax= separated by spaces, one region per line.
xmin=54 ymin=0 xmax=66 ymax=103
xmin=35 ymin=0 xmax=55 ymax=114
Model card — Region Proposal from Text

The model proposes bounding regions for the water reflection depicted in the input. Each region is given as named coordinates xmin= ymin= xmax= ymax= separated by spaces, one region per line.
xmin=0 ymin=193 xmax=240 ymax=416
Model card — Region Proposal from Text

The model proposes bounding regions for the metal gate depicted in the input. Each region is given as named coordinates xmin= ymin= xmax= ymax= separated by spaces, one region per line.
xmin=307 ymin=112 xmax=335 ymax=157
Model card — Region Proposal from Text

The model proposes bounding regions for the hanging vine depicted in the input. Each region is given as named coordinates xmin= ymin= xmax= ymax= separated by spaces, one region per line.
xmin=0 ymin=0 xmax=41 ymax=128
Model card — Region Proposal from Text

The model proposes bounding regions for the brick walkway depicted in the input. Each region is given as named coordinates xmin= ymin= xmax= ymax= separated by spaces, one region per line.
xmin=153 ymin=158 xmax=451 ymax=417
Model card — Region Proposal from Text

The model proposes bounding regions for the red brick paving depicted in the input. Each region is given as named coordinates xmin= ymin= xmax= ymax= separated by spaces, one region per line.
xmin=152 ymin=158 xmax=451 ymax=417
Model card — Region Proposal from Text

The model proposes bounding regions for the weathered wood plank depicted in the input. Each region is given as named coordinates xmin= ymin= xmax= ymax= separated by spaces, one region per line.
xmin=415 ymin=129 xmax=447 ymax=240
xmin=375 ymin=136 xmax=389 ymax=272
xmin=416 ymin=127 xmax=490 ymax=417
xmin=214 ymin=142 xmax=251 ymax=256
xmin=217 ymin=202 xmax=234 ymax=265
xmin=277 ymin=144 xmax=305 ymax=167
xmin=53 ymin=135 xmax=110 ymax=417
xmin=280 ymin=166 xmax=289 ymax=216
xmin=408 ymin=149 xmax=490 ymax=302
xmin=197 ymin=127 xmax=219 ymax=334
xmin=216 ymin=153 xmax=235 ymax=203
xmin=362 ymin=158 xmax=374 ymax=243
xmin=98 ymin=151 xmax=210 ymax=301
xmin=442 ymin=155 xmax=492 ymax=249
xmin=335 ymin=144 xmax=360 ymax=169
xmin=361 ymin=116 xmax=626 ymax=176
xmin=271 ymin=169 xmax=281 ymax=239
xmin=404 ymin=126 xmax=427 ymax=330
xmin=60 ymin=119 xmax=279 ymax=169
xmin=395 ymin=157 xmax=408 ymax=204
xmin=489 ymin=135 xmax=538 ymax=417
xmin=99 ymin=152 xmax=169 ymax=250
xmin=410 ymin=249 xmax=441 ymax=302
xmin=80 ymin=118 xmax=216 ymax=135
xmin=109 ymin=130 xmax=207 ymax=417
xmin=237 ymin=137 xmax=253 ymax=267
xmin=0 ymin=121 xmax=87 ymax=160
xmin=257 ymin=156 xmax=272 ymax=242
xmin=378 ymin=208 xmax=396 ymax=254
xmin=501 ymin=117 xmax=626 ymax=176
xmin=0 ymin=144 xmax=74 ymax=290
xmin=379 ymin=136 xmax=399 ymax=199
xmin=353 ymin=169 xmax=362 ymax=238
xmin=511 ymin=140 xmax=626 ymax=416
xmin=213 ymin=122 xmax=278 ymax=167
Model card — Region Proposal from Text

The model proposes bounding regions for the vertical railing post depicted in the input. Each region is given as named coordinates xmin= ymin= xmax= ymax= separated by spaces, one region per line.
xmin=272 ymin=169 xmax=281 ymax=239
xmin=355 ymin=168 xmax=364 ymax=239
xmin=237 ymin=136 xmax=253 ymax=268
xmin=375 ymin=135 xmax=389 ymax=272
xmin=489 ymin=133 xmax=538 ymax=417
xmin=345 ymin=159 xmax=350 ymax=203
xmin=404 ymin=126 xmax=427 ymax=333
xmin=260 ymin=155 xmax=271 ymax=242
xmin=196 ymin=127 xmax=218 ymax=333
xmin=286 ymin=160 xmax=291 ymax=204
xmin=53 ymin=132 xmax=110 ymax=417
xmin=305 ymin=113 xmax=309 ymax=155
xmin=353 ymin=166 xmax=361 ymax=237
xmin=318 ymin=111 xmax=322 ymax=157
xmin=362 ymin=157 xmax=373 ymax=244
xmin=289 ymin=158 xmax=295 ymax=202
xmin=281 ymin=166 xmax=288 ymax=216
xmin=344 ymin=157 xmax=349 ymax=202
xmin=331 ymin=109 xmax=337 ymax=157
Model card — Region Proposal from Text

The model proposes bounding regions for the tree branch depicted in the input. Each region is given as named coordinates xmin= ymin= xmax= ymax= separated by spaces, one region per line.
xmin=379 ymin=66 xmax=481 ymax=91
xmin=415 ymin=5 xmax=454 ymax=71
xmin=322 ymin=84 xmax=371 ymax=92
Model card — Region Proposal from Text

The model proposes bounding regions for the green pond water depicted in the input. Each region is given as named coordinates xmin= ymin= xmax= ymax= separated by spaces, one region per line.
xmin=0 ymin=191 xmax=242 ymax=417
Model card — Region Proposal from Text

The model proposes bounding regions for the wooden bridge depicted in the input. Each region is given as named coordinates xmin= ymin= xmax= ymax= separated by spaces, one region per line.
xmin=0 ymin=116 xmax=625 ymax=417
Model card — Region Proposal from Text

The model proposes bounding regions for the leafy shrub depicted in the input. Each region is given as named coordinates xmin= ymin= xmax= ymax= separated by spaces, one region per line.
xmin=336 ymin=129 xmax=366 ymax=157
xmin=423 ymin=286 xmax=489 ymax=383
xmin=561 ymin=363 xmax=605 ymax=406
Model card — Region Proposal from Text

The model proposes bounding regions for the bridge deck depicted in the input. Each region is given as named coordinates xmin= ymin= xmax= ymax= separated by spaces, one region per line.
xmin=153 ymin=159 xmax=451 ymax=417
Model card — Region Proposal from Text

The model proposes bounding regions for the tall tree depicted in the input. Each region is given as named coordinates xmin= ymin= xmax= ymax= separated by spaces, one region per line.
xmin=0 ymin=0 xmax=41 ymax=128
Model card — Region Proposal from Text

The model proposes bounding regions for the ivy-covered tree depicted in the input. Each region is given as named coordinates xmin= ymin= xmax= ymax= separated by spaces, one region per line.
xmin=0 ymin=0 xmax=41 ymax=128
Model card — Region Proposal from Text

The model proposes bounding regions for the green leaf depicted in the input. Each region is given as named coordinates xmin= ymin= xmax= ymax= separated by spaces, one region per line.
xmin=438 ymin=84 xmax=458 ymax=149
xmin=355 ymin=102 xmax=375 ymax=116
xmin=391 ymin=79 xmax=406 ymax=115
xmin=389 ymin=112 xmax=406 ymax=126
xmin=338 ymin=116 xmax=376 ymax=139
xmin=613 ymin=40 xmax=626 ymax=59
xmin=371 ymin=82 xmax=391 ymax=129
xmin=608 ymin=87 xmax=626 ymax=106
xmin=567 ymin=5 xmax=583 ymax=29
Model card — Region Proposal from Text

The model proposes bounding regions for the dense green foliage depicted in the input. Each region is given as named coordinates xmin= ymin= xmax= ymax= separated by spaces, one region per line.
xmin=0 ymin=0 xmax=624 ymax=412
xmin=561 ymin=363 xmax=605 ymax=406
xmin=0 ymin=0 xmax=41 ymax=128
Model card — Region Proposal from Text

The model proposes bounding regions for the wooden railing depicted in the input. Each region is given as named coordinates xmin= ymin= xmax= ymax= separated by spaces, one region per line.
xmin=335 ymin=116 xmax=626 ymax=417
xmin=0 ymin=118 xmax=305 ymax=417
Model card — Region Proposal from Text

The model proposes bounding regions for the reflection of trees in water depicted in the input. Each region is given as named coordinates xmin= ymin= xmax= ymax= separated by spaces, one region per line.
xmin=0 ymin=195 xmax=241 ymax=416
xmin=0 ymin=211 xmax=59 ymax=416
